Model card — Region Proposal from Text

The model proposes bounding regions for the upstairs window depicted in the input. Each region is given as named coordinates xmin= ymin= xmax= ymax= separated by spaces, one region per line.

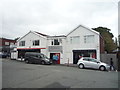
xmin=84 ymin=35 xmax=94 ymax=43
xmin=5 ymin=42 xmax=9 ymax=45
xmin=54 ymin=39 xmax=59 ymax=45
xmin=10 ymin=43 xmax=14 ymax=45
xmin=51 ymin=39 xmax=60 ymax=45
xmin=33 ymin=40 xmax=40 ymax=46
xmin=19 ymin=41 xmax=25 ymax=46
xmin=70 ymin=36 xmax=80 ymax=44
xmin=51 ymin=41 xmax=54 ymax=45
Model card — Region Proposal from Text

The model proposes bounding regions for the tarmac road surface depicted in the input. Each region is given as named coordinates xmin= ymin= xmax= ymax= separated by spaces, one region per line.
xmin=2 ymin=58 xmax=119 ymax=88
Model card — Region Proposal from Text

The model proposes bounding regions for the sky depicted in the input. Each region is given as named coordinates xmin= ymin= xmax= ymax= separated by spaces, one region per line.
xmin=118 ymin=1 xmax=120 ymax=36
xmin=1 ymin=0 xmax=119 ymax=40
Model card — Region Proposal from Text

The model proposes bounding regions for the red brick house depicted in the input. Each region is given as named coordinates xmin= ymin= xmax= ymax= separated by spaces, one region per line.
xmin=0 ymin=38 xmax=16 ymax=54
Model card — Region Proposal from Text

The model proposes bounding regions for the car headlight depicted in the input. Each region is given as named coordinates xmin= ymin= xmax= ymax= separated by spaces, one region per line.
xmin=45 ymin=59 xmax=50 ymax=61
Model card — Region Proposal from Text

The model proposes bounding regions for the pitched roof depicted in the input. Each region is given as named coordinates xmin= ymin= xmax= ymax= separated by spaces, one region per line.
xmin=67 ymin=24 xmax=99 ymax=36
xmin=51 ymin=35 xmax=66 ymax=37
xmin=0 ymin=38 xmax=16 ymax=42
xmin=17 ymin=31 xmax=48 ymax=41
xmin=17 ymin=24 xmax=100 ymax=41
xmin=35 ymin=31 xmax=49 ymax=37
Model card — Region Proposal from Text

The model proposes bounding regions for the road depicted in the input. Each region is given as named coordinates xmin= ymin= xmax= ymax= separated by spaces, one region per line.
xmin=2 ymin=58 xmax=119 ymax=88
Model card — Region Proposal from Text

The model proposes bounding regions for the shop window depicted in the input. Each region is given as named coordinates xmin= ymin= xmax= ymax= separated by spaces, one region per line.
xmin=70 ymin=36 xmax=80 ymax=44
xmin=33 ymin=40 xmax=40 ymax=46
xmin=84 ymin=35 xmax=94 ymax=43
xmin=19 ymin=41 xmax=25 ymax=46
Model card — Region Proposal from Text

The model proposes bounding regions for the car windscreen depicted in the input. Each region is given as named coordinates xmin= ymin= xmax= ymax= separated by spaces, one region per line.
xmin=40 ymin=54 xmax=49 ymax=59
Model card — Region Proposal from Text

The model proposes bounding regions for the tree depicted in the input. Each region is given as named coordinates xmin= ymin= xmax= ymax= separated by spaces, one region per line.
xmin=92 ymin=27 xmax=117 ymax=53
xmin=115 ymin=37 xmax=118 ymax=46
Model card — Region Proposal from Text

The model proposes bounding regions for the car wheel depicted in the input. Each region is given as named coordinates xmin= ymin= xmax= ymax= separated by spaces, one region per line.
xmin=78 ymin=64 xmax=84 ymax=69
xmin=99 ymin=66 xmax=106 ymax=71
xmin=41 ymin=61 xmax=45 ymax=65
xmin=25 ymin=60 xmax=29 ymax=64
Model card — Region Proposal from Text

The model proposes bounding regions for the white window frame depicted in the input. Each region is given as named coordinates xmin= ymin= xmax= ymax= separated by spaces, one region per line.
xmin=51 ymin=39 xmax=60 ymax=45
xmin=84 ymin=35 xmax=94 ymax=43
xmin=19 ymin=41 xmax=25 ymax=46
xmin=70 ymin=36 xmax=80 ymax=44
xmin=5 ymin=42 xmax=9 ymax=45
xmin=33 ymin=40 xmax=40 ymax=46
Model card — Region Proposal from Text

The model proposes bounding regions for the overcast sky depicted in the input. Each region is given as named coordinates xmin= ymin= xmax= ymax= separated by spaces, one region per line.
xmin=1 ymin=0 xmax=119 ymax=39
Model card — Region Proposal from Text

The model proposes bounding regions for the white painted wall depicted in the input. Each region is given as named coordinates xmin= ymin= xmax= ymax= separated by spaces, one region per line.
xmin=64 ymin=26 xmax=100 ymax=63
xmin=17 ymin=25 xmax=101 ymax=64
xmin=47 ymin=37 xmax=66 ymax=64
xmin=17 ymin=31 xmax=47 ymax=55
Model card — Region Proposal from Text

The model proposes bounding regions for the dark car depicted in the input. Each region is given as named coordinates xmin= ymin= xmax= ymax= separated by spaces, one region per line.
xmin=24 ymin=52 xmax=52 ymax=65
xmin=0 ymin=52 xmax=9 ymax=58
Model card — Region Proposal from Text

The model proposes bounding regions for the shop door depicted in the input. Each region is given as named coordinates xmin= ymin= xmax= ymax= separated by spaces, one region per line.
xmin=50 ymin=53 xmax=60 ymax=64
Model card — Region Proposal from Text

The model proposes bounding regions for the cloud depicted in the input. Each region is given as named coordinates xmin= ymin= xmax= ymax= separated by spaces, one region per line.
xmin=1 ymin=0 xmax=119 ymax=39
xmin=118 ymin=1 xmax=120 ymax=35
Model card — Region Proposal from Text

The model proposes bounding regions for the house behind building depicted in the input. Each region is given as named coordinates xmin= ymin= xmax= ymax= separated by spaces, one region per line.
xmin=0 ymin=38 xmax=17 ymax=57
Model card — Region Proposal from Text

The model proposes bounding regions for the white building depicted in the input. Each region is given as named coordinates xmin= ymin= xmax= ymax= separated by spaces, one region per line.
xmin=16 ymin=25 xmax=104 ymax=64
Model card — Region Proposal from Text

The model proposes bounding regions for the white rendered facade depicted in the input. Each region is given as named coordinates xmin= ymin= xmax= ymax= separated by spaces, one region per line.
xmin=17 ymin=25 xmax=101 ymax=64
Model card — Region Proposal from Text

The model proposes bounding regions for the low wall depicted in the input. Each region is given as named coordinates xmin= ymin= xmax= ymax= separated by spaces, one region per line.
xmin=100 ymin=54 xmax=118 ymax=70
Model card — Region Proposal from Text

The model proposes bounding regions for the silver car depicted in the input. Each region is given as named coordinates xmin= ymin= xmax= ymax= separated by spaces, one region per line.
xmin=77 ymin=57 xmax=110 ymax=71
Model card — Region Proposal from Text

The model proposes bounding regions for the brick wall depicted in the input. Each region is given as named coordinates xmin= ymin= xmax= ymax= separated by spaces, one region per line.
xmin=100 ymin=36 xmax=105 ymax=53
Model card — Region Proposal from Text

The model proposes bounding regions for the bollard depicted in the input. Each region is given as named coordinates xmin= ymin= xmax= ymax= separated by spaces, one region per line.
xmin=67 ymin=58 xmax=69 ymax=67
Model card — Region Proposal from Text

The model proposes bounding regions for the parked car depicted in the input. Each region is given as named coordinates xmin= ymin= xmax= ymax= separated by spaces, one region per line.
xmin=24 ymin=52 xmax=52 ymax=65
xmin=77 ymin=57 xmax=110 ymax=71
xmin=0 ymin=52 xmax=9 ymax=58
xmin=10 ymin=50 xmax=17 ymax=60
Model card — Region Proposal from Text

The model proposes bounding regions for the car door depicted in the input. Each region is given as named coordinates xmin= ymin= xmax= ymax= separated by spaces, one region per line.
xmin=83 ymin=58 xmax=91 ymax=68
xmin=38 ymin=55 xmax=43 ymax=63
xmin=31 ymin=54 xmax=40 ymax=63
xmin=88 ymin=59 xmax=99 ymax=69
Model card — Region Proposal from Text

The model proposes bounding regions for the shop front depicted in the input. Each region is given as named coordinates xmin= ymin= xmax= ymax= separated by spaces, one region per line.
xmin=48 ymin=46 xmax=62 ymax=64
xmin=50 ymin=53 xmax=60 ymax=64
xmin=73 ymin=50 xmax=97 ymax=64
xmin=17 ymin=48 xmax=45 ymax=58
